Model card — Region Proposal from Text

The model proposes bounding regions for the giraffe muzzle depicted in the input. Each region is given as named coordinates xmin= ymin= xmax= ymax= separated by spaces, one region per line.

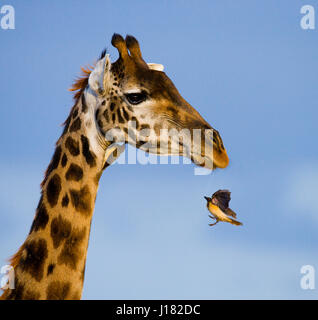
xmin=189 ymin=128 xmax=229 ymax=170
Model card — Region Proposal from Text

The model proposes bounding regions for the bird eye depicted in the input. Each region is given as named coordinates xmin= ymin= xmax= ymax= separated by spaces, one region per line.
xmin=125 ymin=92 xmax=147 ymax=105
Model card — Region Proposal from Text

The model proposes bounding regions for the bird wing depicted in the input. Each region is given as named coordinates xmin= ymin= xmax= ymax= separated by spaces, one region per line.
xmin=212 ymin=189 xmax=231 ymax=211
xmin=225 ymin=208 xmax=237 ymax=219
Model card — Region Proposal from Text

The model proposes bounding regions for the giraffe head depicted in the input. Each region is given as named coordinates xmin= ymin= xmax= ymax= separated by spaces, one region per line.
xmin=90 ymin=34 xmax=229 ymax=170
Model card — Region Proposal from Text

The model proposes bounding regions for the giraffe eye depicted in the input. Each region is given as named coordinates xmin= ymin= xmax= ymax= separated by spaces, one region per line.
xmin=125 ymin=92 xmax=147 ymax=105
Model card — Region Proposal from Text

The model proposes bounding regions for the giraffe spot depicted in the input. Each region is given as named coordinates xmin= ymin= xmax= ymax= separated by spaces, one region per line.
xmin=136 ymin=140 xmax=146 ymax=148
xmin=47 ymin=263 xmax=55 ymax=276
xmin=69 ymin=117 xmax=81 ymax=132
xmin=112 ymin=113 xmax=116 ymax=123
xmin=46 ymin=174 xmax=62 ymax=208
xmin=49 ymin=145 xmax=62 ymax=169
xmin=103 ymin=108 xmax=109 ymax=122
xmin=80 ymin=135 xmax=96 ymax=167
xmin=126 ymin=104 xmax=133 ymax=112
xmin=46 ymin=281 xmax=71 ymax=300
xmin=62 ymin=114 xmax=71 ymax=136
xmin=140 ymin=124 xmax=150 ymax=130
xmin=65 ymin=164 xmax=83 ymax=181
xmin=98 ymin=120 xmax=104 ymax=129
xmin=19 ymin=238 xmax=48 ymax=282
xmin=81 ymin=94 xmax=88 ymax=113
xmin=95 ymin=108 xmax=100 ymax=120
xmin=29 ymin=197 xmax=49 ymax=233
xmin=61 ymin=193 xmax=69 ymax=207
xmin=61 ymin=153 xmax=68 ymax=167
xmin=112 ymin=147 xmax=119 ymax=158
xmin=65 ymin=136 xmax=80 ymax=156
xmin=50 ymin=215 xmax=72 ymax=249
xmin=139 ymin=125 xmax=151 ymax=138
xmin=58 ymin=226 xmax=87 ymax=270
xmin=117 ymin=109 xmax=125 ymax=124
xmin=69 ymin=185 xmax=92 ymax=216
xmin=101 ymin=100 xmax=106 ymax=106
xmin=131 ymin=117 xmax=139 ymax=129
xmin=157 ymin=140 xmax=162 ymax=152
xmin=41 ymin=145 xmax=62 ymax=187
xmin=122 ymin=108 xmax=130 ymax=121
xmin=110 ymin=102 xmax=116 ymax=112
xmin=72 ymin=108 xmax=79 ymax=119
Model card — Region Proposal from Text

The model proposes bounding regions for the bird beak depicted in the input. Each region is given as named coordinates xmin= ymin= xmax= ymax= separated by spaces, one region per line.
xmin=204 ymin=196 xmax=211 ymax=202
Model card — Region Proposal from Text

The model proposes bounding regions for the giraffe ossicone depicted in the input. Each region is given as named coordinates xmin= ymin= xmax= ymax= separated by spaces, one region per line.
xmin=1 ymin=33 xmax=229 ymax=300
xmin=147 ymin=63 xmax=164 ymax=71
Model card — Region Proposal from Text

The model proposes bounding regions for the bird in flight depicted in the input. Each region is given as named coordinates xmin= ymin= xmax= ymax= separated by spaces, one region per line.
xmin=204 ymin=190 xmax=242 ymax=226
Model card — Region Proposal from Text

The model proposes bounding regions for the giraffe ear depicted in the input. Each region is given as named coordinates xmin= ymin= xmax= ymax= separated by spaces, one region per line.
xmin=147 ymin=63 xmax=164 ymax=72
xmin=88 ymin=54 xmax=111 ymax=95
xmin=102 ymin=54 xmax=112 ymax=92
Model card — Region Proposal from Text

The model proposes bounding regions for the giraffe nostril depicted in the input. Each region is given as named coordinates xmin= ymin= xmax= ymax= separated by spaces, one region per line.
xmin=212 ymin=130 xmax=225 ymax=150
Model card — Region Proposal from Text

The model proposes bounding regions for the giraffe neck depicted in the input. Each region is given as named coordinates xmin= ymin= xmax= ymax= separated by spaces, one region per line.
xmin=2 ymin=90 xmax=109 ymax=300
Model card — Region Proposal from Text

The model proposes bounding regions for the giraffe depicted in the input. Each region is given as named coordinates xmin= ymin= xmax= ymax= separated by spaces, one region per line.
xmin=0 ymin=34 xmax=229 ymax=300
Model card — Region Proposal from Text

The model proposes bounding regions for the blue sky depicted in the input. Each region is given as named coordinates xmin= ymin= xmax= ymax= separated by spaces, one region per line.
xmin=0 ymin=0 xmax=317 ymax=299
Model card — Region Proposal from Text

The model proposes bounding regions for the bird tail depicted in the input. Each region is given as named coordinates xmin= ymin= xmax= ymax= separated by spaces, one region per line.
xmin=225 ymin=208 xmax=237 ymax=219
xmin=229 ymin=218 xmax=243 ymax=226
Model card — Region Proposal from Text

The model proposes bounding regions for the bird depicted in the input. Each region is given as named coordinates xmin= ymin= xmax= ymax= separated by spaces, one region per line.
xmin=204 ymin=189 xmax=243 ymax=226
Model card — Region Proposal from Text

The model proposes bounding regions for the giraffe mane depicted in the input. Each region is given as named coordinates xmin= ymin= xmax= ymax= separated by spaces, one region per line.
xmin=7 ymin=244 xmax=25 ymax=270
xmin=68 ymin=48 xmax=107 ymax=102
xmin=69 ymin=65 xmax=94 ymax=101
